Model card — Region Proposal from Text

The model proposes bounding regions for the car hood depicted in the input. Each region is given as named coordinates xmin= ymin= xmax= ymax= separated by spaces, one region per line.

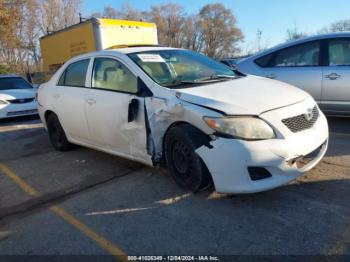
xmin=177 ymin=75 xmax=309 ymax=115
xmin=0 ymin=89 xmax=36 ymax=100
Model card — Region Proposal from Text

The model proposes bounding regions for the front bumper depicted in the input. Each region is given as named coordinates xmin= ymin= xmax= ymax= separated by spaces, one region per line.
xmin=0 ymin=101 xmax=38 ymax=119
xmin=197 ymin=102 xmax=329 ymax=194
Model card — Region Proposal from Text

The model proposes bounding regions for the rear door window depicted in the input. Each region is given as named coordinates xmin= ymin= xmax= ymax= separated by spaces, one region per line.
xmin=272 ymin=41 xmax=320 ymax=67
xmin=59 ymin=59 xmax=89 ymax=87
xmin=256 ymin=41 xmax=321 ymax=68
xmin=328 ymin=38 xmax=350 ymax=66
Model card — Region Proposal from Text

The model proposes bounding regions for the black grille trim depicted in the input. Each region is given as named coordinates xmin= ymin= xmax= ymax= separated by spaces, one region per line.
xmin=7 ymin=98 xmax=35 ymax=104
xmin=282 ymin=106 xmax=319 ymax=133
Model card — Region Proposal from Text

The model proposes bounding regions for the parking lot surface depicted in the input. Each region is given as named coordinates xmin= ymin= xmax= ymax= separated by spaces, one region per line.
xmin=0 ymin=115 xmax=349 ymax=259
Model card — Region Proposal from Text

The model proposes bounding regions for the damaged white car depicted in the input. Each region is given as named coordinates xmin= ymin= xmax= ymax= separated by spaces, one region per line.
xmin=38 ymin=47 xmax=329 ymax=194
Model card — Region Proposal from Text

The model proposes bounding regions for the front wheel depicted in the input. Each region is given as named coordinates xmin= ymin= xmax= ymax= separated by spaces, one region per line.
xmin=47 ymin=113 xmax=74 ymax=151
xmin=164 ymin=124 xmax=212 ymax=192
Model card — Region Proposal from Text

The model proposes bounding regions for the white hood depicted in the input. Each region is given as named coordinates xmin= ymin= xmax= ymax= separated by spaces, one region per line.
xmin=0 ymin=88 xmax=36 ymax=101
xmin=177 ymin=75 xmax=309 ymax=115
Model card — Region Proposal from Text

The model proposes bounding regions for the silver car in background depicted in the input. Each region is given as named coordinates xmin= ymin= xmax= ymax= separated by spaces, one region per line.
xmin=237 ymin=33 xmax=350 ymax=115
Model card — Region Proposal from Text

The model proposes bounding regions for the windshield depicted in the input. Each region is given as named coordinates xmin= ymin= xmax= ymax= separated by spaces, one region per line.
xmin=128 ymin=49 xmax=237 ymax=88
xmin=0 ymin=77 xmax=33 ymax=91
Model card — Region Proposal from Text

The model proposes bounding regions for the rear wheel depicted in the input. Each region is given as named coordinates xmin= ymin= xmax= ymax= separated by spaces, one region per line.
xmin=47 ymin=113 xmax=73 ymax=151
xmin=164 ymin=124 xmax=212 ymax=192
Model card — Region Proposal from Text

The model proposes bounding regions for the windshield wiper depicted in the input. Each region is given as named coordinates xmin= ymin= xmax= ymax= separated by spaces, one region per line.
xmin=164 ymin=79 xmax=202 ymax=88
xmin=164 ymin=74 xmax=237 ymax=88
xmin=193 ymin=74 xmax=237 ymax=82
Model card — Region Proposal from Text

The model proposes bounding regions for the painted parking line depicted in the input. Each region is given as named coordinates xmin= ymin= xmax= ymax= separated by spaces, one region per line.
xmin=0 ymin=123 xmax=44 ymax=133
xmin=0 ymin=163 xmax=128 ymax=261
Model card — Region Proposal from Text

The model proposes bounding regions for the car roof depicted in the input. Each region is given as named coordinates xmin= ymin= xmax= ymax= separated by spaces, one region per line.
xmin=111 ymin=46 xmax=180 ymax=54
xmin=250 ymin=32 xmax=350 ymax=59
xmin=70 ymin=46 xmax=181 ymax=61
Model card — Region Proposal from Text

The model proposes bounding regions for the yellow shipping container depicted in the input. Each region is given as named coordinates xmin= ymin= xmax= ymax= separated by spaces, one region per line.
xmin=40 ymin=18 xmax=158 ymax=80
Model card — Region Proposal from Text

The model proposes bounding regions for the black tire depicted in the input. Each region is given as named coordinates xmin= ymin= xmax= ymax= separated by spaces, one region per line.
xmin=164 ymin=124 xmax=212 ymax=192
xmin=46 ymin=113 xmax=73 ymax=151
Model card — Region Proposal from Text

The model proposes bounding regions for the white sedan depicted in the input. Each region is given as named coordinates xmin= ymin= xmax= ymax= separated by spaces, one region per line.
xmin=0 ymin=75 xmax=38 ymax=119
xmin=37 ymin=47 xmax=329 ymax=194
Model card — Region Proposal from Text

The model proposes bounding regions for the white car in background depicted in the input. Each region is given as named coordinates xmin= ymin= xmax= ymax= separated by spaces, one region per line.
xmin=38 ymin=47 xmax=328 ymax=194
xmin=0 ymin=75 xmax=38 ymax=119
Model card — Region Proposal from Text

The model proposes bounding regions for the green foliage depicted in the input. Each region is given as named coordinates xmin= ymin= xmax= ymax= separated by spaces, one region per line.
xmin=0 ymin=64 xmax=12 ymax=74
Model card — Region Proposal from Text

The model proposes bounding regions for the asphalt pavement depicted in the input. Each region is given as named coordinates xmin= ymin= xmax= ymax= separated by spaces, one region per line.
xmin=0 ymin=115 xmax=349 ymax=261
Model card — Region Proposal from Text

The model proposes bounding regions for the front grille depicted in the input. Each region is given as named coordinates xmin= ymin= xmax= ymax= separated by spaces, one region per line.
xmin=282 ymin=106 xmax=319 ymax=133
xmin=7 ymin=98 xmax=35 ymax=104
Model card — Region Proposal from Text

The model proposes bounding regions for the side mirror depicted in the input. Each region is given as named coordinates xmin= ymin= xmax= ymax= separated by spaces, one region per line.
xmin=137 ymin=77 xmax=153 ymax=97
xmin=128 ymin=98 xmax=139 ymax=122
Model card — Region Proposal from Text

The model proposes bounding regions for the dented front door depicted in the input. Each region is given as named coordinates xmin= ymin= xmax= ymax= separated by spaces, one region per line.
xmin=85 ymin=56 xmax=152 ymax=165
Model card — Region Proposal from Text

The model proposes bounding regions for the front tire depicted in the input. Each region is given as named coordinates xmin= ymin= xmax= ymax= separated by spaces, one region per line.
xmin=164 ymin=124 xmax=212 ymax=192
xmin=47 ymin=113 xmax=73 ymax=151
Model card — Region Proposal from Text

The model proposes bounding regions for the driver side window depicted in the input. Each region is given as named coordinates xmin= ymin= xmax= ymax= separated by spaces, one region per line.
xmin=92 ymin=58 xmax=138 ymax=93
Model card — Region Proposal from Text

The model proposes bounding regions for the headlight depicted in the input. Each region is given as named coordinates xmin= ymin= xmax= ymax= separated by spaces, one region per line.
xmin=0 ymin=100 xmax=7 ymax=105
xmin=203 ymin=116 xmax=275 ymax=140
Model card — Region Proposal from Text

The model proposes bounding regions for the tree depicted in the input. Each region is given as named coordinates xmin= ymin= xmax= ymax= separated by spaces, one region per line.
xmin=103 ymin=5 xmax=118 ymax=18
xmin=147 ymin=3 xmax=186 ymax=48
xmin=0 ymin=0 xmax=82 ymax=74
xmin=38 ymin=0 xmax=82 ymax=33
xmin=101 ymin=4 xmax=144 ymax=20
xmin=197 ymin=3 xmax=243 ymax=58
xmin=90 ymin=2 xmax=244 ymax=58
xmin=181 ymin=15 xmax=202 ymax=52
xmin=286 ymin=26 xmax=307 ymax=41
xmin=319 ymin=19 xmax=350 ymax=34
xmin=0 ymin=0 xmax=25 ymax=72
xmin=329 ymin=19 xmax=350 ymax=32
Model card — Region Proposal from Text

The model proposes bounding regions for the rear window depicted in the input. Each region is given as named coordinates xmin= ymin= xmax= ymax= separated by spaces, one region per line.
xmin=58 ymin=59 xmax=89 ymax=87
xmin=0 ymin=77 xmax=32 ymax=91
xmin=255 ymin=53 xmax=274 ymax=67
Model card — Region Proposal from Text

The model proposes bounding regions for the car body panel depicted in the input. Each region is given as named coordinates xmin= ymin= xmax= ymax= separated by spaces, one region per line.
xmin=197 ymin=97 xmax=328 ymax=193
xmin=0 ymin=75 xmax=38 ymax=119
xmin=237 ymin=33 xmax=350 ymax=115
xmin=52 ymin=85 xmax=91 ymax=143
xmin=177 ymin=75 xmax=309 ymax=115
xmin=322 ymin=66 xmax=350 ymax=114
xmin=38 ymin=47 xmax=329 ymax=194
xmin=238 ymin=66 xmax=323 ymax=102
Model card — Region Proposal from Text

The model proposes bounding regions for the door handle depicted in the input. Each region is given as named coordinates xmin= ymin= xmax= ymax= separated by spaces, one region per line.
xmin=86 ymin=98 xmax=96 ymax=105
xmin=266 ymin=74 xmax=276 ymax=79
xmin=53 ymin=94 xmax=60 ymax=99
xmin=325 ymin=73 xmax=341 ymax=80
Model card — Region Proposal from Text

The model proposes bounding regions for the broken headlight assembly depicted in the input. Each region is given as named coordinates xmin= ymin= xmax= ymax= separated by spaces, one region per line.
xmin=203 ymin=116 xmax=276 ymax=140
